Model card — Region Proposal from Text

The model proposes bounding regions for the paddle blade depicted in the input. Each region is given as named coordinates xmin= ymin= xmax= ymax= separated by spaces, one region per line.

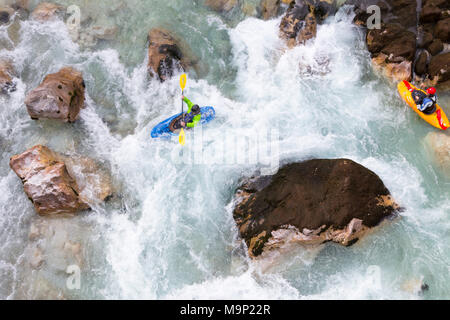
xmin=180 ymin=74 xmax=187 ymax=91
xmin=179 ymin=128 xmax=186 ymax=146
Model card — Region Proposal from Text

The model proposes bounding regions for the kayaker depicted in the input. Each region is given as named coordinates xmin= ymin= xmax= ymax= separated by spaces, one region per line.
xmin=411 ymin=87 xmax=437 ymax=115
xmin=180 ymin=95 xmax=201 ymax=128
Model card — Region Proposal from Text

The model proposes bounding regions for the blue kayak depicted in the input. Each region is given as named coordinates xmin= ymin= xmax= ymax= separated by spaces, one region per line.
xmin=151 ymin=106 xmax=216 ymax=138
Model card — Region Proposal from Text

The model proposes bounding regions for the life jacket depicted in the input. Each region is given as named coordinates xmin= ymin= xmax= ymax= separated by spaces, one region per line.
xmin=419 ymin=97 xmax=436 ymax=114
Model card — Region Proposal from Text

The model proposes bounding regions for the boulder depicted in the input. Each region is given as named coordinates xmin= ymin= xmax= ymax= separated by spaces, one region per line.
xmin=427 ymin=38 xmax=444 ymax=56
xmin=0 ymin=6 xmax=14 ymax=24
xmin=24 ymin=67 xmax=85 ymax=122
xmin=428 ymin=52 xmax=450 ymax=83
xmin=434 ymin=17 xmax=450 ymax=42
xmin=424 ymin=132 xmax=450 ymax=178
xmin=0 ymin=58 xmax=16 ymax=93
xmin=147 ymin=28 xmax=188 ymax=82
xmin=9 ymin=145 xmax=113 ymax=215
xmin=418 ymin=31 xmax=433 ymax=49
xmin=261 ymin=0 xmax=281 ymax=20
xmin=304 ymin=0 xmax=337 ymax=23
xmin=420 ymin=4 xmax=442 ymax=23
xmin=204 ymin=0 xmax=238 ymax=12
xmin=279 ymin=0 xmax=311 ymax=47
xmin=30 ymin=2 xmax=65 ymax=21
xmin=233 ymin=159 xmax=398 ymax=258
xmin=367 ymin=23 xmax=416 ymax=62
xmin=9 ymin=145 xmax=88 ymax=215
xmin=415 ymin=50 xmax=429 ymax=76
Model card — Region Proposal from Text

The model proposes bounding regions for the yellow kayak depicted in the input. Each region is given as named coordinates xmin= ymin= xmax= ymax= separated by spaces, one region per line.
xmin=397 ymin=80 xmax=449 ymax=130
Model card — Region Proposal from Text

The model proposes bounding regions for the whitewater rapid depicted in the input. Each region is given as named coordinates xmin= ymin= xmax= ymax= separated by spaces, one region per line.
xmin=1 ymin=1 xmax=450 ymax=299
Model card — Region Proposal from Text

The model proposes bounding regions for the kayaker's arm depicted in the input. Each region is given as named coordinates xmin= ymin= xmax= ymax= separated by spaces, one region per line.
xmin=186 ymin=114 xmax=201 ymax=128
xmin=183 ymin=97 xmax=194 ymax=113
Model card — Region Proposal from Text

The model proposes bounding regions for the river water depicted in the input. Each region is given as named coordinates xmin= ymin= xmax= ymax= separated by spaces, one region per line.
xmin=0 ymin=0 xmax=449 ymax=299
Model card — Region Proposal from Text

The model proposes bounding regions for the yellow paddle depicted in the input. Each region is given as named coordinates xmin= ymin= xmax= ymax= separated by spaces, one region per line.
xmin=179 ymin=74 xmax=187 ymax=146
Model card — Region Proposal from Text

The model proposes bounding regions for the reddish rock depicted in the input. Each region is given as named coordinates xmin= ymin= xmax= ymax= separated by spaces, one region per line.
xmin=233 ymin=159 xmax=398 ymax=257
xmin=9 ymin=145 xmax=113 ymax=215
xmin=9 ymin=145 xmax=88 ymax=215
xmin=147 ymin=28 xmax=188 ymax=82
xmin=24 ymin=67 xmax=85 ymax=122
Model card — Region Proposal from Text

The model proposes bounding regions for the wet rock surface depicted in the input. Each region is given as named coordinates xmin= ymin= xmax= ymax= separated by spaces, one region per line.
xmin=233 ymin=159 xmax=398 ymax=257
xmin=24 ymin=67 xmax=86 ymax=122
xmin=9 ymin=145 xmax=113 ymax=215
xmin=205 ymin=0 xmax=239 ymax=12
xmin=351 ymin=0 xmax=450 ymax=88
xmin=10 ymin=145 xmax=89 ymax=215
xmin=30 ymin=2 xmax=65 ymax=21
xmin=147 ymin=28 xmax=190 ymax=82
xmin=279 ymin=0 xmax=337 ymax=47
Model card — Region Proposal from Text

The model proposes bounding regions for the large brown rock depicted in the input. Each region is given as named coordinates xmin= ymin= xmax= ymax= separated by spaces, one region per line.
xmin=147 ymin=28 xmax=188 ymax=82
xmin=434 ymin=17 xmax=450 ymax=42
xmin=279 ymin=0 xmax=311 ymax=47
xmin=9 ymin=145 xmax=113 ymax=215
xmin=24 ymin=67 xmax=85 ymax=122
xmin=427 ymin=38 xmax=443 ymax=56
xmin=233 ymin=159 xmax=398 ymax=258
xmin=30 ymin=2 xmax=64 ymax=21
xmin=0 ymin=58 xmax=16 ymax=93
xmin=428 ymin=52 xmax=450 ymax=83
xmin=9 ymin=145 xmax=88 ymax=215
xmin=367 ymin=23 xmax=416 ymax=62
xmin=366 ymin=23 xmax=416 ymax=81
xmin=420 ymin=4 xmax=442 ymax=23
xmin=414 ymin=50 xmax=429 ymax=76
xmin=204 ymin=0 xmax=238 ymax=12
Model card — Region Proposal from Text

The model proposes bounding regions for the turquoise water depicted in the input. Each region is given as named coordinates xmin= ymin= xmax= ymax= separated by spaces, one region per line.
xmin=0 ymin=1 xmax=449 ymax=299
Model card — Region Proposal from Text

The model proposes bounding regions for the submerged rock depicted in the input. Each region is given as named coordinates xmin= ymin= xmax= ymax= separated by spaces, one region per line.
xmin=147 ymin=28 xmax=189 ymax=82
xmin=204 ymin=0 xmax=238 ymax=12
xmin=233 ymin=159 xmax=398 ymax=258
xmin=9 ymin=145 xmax=113 ymax=215
xmin=434 ymin=17 xmax=449 ymax=42
xmin=279 ymin=0 xmax=336 ymax=47
xmin=30 ymin=2 xmax=65 ymax=21
xmin=424 ymin=132 xmax=450 ymax=178
xmin=261 ymin=0 xmax=281 ymax=20
xmin=0 ymin=6 xmax=14 ymax=24
xmin=0 ymin=58 xmax=16 ymax=93
xmin=24 ymin=67 xmax=86 ymax=122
